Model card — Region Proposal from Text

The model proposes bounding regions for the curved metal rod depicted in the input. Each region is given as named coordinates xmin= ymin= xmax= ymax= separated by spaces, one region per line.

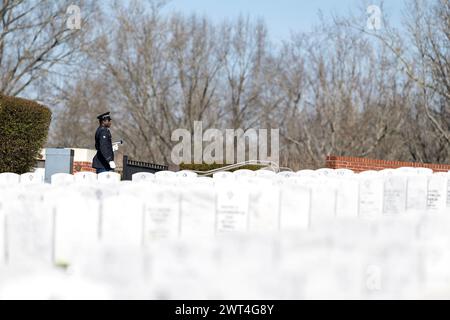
xmin=190 ymin=160 xmax=283 ymax=177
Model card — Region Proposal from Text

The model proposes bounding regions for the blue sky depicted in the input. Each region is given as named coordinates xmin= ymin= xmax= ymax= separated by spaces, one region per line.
xmin=163 ymin=0 xmax=405 ymax=43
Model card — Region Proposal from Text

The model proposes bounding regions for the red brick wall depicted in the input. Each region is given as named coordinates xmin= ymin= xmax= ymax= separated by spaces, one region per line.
xmin=73 ymin=161 xmax=96 ymax=174
xmin=326 ymin=156 xmax=450 ymax=173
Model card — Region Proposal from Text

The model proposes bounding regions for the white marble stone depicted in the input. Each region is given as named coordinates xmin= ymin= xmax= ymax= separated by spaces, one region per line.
xmin=143 ymin=187 xmax=180 ymax=243
xmin=406 ymin=175 xmax=428 ymax=213
xmin=180 ymin=185 xmax=216 ymax=238
xmin=0 ymin=173 xmax=20 ymax=185
xmin=335 ymin=177 xmax=359 ymax=219
xmin=277 ymin=171 xmax=297 ymax=179
xmin=248 ymin=178 xmax=280 ymax=233
xmin=212 ymin=171 xmax=234 ymax=180
xmin=279 ymin=181 xmax=310 ymax=230
xmin=309 ymin=178 xmax=337 ymax=225
xmin=427 ymin=175 xmax=448 ymax=213
xmin=358 ymin=176 xmax=383 ymax=219
xmin=74 ymin=172 xmax=97 ymax=183
xmin=176 ymin=170 xmax=198 ymax=179
xmin=216 ymin=183 xmax=249 ymax=234
xmin=52 ymin=191 xmax=99 ymax=265
xmin=335 ymin=169 xmax=355 ymax=177
xmin=255 ymin=170 xmax=277 ymax=179
xmin=20 ymin=172 xmax=44 ymax=184
xmin=51 ymin=173 xmax=74 ymax=185
xmin=383 ymin=175 xmax=407 ymax=215
xmin=155 ymin=171 xmax=177 ymax=180
xmin=233 ymin=169 xmax=255 ymax=178
xmin=315 ymin=168 xmax=335 ymax=177
xmin=101 ymin=194 xmax=144 ymax=246
xmin=5 ymin=189 xmax=53 ymax=265
xmin=296 ymin=170 xmax=317 ymax=178
xmin=132 ymin=172 xmax=155 ymax=182
xmin=97 ymin=172 xmax=121 ymax=183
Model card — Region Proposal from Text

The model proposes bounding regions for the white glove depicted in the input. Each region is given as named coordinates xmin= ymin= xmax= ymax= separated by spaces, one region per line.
xmin=109 ymin=161 xmax=116 ymax=169
xmin=112 ymin=144 xmax=119 ymax=152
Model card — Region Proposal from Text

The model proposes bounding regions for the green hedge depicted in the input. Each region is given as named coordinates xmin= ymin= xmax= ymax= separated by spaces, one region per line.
xmin=0 ymin=95 xmax=52 ymax=174
xmin=179 ymin=163 xmax=265 ymax=172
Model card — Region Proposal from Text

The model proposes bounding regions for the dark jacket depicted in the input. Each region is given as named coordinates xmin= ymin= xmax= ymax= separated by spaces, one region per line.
xmin=92 ymin=126 xmax=114 ymax=169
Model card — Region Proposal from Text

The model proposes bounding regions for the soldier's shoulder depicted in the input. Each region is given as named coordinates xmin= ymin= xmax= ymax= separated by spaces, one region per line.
xmin=97 ymin=127 xmax=109 ymax=134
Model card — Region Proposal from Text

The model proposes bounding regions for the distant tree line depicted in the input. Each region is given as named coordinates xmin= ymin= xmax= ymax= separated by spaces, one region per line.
xmin=1 ymin=0 xmax=448 ymax=169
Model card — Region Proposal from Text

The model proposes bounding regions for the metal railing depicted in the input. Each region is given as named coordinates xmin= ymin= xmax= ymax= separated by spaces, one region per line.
xmin=191 ymin=160 xmax=292 ymax=177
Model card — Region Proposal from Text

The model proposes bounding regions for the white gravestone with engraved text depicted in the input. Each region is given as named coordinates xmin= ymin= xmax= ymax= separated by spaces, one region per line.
xmin=180 ymin=185 xmax=216 ymax=237
xmin=143 ymin=187 xmax=180 ymax=243
xmin=132 ymin=172 xmax=155 ymax=183
xmin=383 ymin=175 xmax=407 ymax=215
xmin=427 ymin=174 xmax=448 ymax=213
xmin=216 ymin=184 xmax=249 ymax=234
xmin=358 ymin=175 xmax=383 ymax=219
xmin=406 ymin=175 xmax=428 ymax=214
xmin=74 ymin=172 xmax=97 ymax=183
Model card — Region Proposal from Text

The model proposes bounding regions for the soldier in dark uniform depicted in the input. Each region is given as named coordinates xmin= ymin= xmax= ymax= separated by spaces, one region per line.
xmin=92 ymin=112 xmax=116 ymax=174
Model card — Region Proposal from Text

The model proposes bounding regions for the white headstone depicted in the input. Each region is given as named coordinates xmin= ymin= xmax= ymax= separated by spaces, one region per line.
xmin=180 ymin=185 xmax=216 ymax=237
xmin=279 ymin=181 xmax=310 ymax=230
xmin=101 ymin=194 xmax=143 ymax=246
xmin=97 ymin=172 xmax=121 ymax=183
xmin=20 ymin=172 xmax=44 ymax=184
xmin=416 ymin=168 xmax=433 ymax=175
xmin=358 ymin=176 xmax=383 ymax=219
xmin=233 ymin=169 xmax=255 ymax=178
xmin=309 ymin=178 xmax=337 ymax=225
xmin=143 ymin=187 xmax=180 ymax=243
xmin=358 ymin=170 xmax=379 ymax=176
xmin=155 ymin=171 xmax=177 ymax=180
xmin=315 ymin=168 xmax=335 ymax=177
xmin=216 ymin=184 xmax=249 ymax=234
xmin=176 ymin=170 xmax=198 ymax=179
xmin=396 ymin=167 xmax=416 ymax=174
xmin=248 ymin=178 xmax=280 ymax=233
xmin=132 ymin=172 xmax=155 ymax=183
xmin=34 ymin=168 xmax=45 ymax=182
xmin=383 ymin=175 xmax=407 ymax=215
xmin=296 ymin=170 xmax=317 ymax=177
xmin=406 ymin=175 xmax=428 ymax=213
xmin=0 ymin=173 xmax=20 ymax=185
xmin=196 ymin=177 xmax=214 ymax=185
xmin=52 ymin=192 xmax=99 ymax=266
xmin=51 ymin=173 xmax=74 ymax=185
xmin=380 ymin=169 xmax=396 ymax=176
xmin=5 ymin=190 xmax=53 ymax=265
xmin=212 ymin=171 xmax=234 ymax=180
xmin=255 ymin=170 xmax=277 ymax=179
xmin=335 ymin=178 xmax=359 ymax=218
xmin=277 ymin=171 xmax=297 ymax=179
xmin=335 ymin=169 xmax=355 ymax=177
xmin=74 ymin=171 xmax=97 ymax=183
xmin=427 ymin=174 xmax=448 ymax=213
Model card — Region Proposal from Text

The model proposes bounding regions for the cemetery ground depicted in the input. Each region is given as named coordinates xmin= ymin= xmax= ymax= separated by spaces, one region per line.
xmin=0 ymin=168 xmax=449 ymax=300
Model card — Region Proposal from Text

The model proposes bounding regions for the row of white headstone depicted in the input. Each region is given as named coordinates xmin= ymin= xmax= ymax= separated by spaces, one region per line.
xmin=1 ymin=167 xmax=450 ymax=298
xmin=0 ymin=167 xmax=449 ymax=267
xmin=0 ymin=216 xmax=450 ymax=299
